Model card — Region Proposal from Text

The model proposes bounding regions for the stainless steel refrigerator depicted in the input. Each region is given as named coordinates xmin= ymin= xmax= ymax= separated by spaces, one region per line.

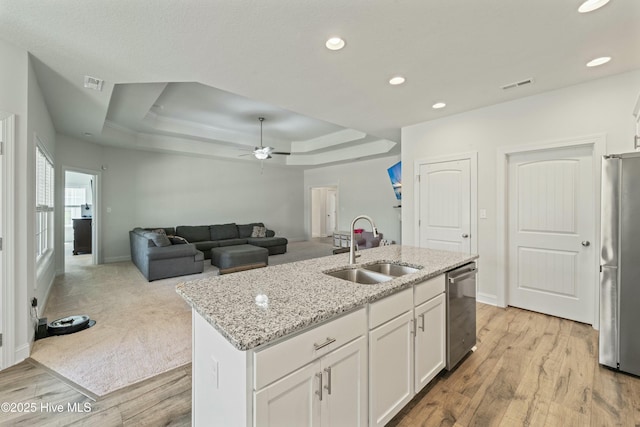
xmin=600 ymin=153 xmax=640 ymax=376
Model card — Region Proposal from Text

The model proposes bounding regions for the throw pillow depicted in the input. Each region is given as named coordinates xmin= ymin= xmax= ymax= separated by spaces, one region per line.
xmin=251 ymin=226 xmax=267 ymax=238
xmin=144 ymin=231 xmax=172 ymax=247
xmin=151 ymin=228 xmax=167 ymax=235
xmin=168 ymin=235 xmax=189 ymax=245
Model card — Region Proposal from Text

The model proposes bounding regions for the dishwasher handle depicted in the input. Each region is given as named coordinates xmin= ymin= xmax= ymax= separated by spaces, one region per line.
xmin=448 ymin=268 xmax=478 ymax=284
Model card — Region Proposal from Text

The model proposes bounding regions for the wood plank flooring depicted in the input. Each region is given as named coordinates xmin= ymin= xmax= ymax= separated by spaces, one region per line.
xmin=1 ymin=303 xmax=639 ymax=426
xmin=388 ymin=304 xmax=640 ymax=427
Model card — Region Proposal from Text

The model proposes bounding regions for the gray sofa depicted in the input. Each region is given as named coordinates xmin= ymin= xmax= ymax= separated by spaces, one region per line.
xmin=129 ymin=223 xmax=288 ymax=281
xmin=130 ymin=227 xmax=204 ymax=281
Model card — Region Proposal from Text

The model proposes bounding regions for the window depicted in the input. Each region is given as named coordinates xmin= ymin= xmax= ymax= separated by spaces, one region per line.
xmin=36 ymin=145 xmax=54 ymax=260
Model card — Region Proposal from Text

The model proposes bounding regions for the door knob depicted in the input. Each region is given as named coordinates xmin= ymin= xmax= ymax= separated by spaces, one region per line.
xmin=462 ymin=233 xmax=469 ymax=238
xmin=582 ymin=241 xmax=590 ymax=247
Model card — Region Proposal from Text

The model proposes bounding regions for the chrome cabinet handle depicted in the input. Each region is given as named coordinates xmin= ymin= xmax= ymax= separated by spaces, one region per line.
xmin=314 ymin=337 xmax=336 ymax=351
xmin=582 ymin=241 xmax=591 ymax=247
xmin=316 ymin=372 xmax=323 ymax=401
xmin=462 ymin=233 xmax=469 ymax=238
xmin=419 ymin=313 xmax=425 ymax=332
xmin=324 ymin=367 xmax=332 ymax=395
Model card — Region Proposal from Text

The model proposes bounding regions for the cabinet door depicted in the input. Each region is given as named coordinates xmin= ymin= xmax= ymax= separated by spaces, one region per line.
xmin=255 ymin=362 xmax=321 ymax=427
xmin=414 ymin=293 xmax=446 ymax=393
xmin=369 ymin=311 xmax=414 ymax=427
xmin=321 ymin=336 xmax=367 ymax=427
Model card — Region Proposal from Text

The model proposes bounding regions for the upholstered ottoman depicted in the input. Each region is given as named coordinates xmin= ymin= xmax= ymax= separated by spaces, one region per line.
xmin=211 ymin=244 xmax=269 ymax=274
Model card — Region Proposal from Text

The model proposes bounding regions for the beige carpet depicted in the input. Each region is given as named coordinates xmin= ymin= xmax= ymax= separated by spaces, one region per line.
xmin=30 ymin=239 xmax=334 ymax=396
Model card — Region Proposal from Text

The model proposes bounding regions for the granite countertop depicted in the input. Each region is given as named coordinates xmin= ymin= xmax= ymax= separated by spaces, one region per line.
xmin=176 ymin=245 xmax=478 ymax=351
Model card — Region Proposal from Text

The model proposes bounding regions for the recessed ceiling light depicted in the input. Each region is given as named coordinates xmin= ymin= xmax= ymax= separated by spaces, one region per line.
xmin=432 ymin=102 xmax=446 ymax=109
xmin=578 ymin=0 xmax=610 ymax=13
xmin=389 ymin=76 xmax=405 ymax=85
xmin=325 ymin=37 xmax=345 ymax=51
xmin=586 ymin=56 xmax=612 ymax=67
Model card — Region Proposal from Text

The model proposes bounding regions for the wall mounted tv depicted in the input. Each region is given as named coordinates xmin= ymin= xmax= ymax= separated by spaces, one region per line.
xmin=387 ymin=161 xmax=401 ymax=200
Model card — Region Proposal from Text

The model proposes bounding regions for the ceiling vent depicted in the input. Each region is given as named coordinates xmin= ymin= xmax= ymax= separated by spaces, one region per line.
xmin=501 ymin=78 xmax=534 ymax=90
xmin=83 ymin=75 xmax=104 ymax=91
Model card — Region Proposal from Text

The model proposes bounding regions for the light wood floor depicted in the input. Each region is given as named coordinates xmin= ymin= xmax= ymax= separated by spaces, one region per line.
xmin=1 ymin=304 xmax=639 ymax=426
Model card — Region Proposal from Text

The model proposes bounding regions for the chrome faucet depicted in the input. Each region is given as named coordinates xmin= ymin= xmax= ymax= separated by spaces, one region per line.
xmin=349 ymin=215 xmax=378 ymax=264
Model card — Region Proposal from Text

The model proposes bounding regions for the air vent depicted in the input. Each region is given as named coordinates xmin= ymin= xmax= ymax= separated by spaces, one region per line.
xmin=501 ymin=78 xmax=534 ymax=90
xmin=83 ymin=75 xmax=104 ymax=91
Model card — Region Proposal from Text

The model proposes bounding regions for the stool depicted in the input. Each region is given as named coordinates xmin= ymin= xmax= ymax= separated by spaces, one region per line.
xmin=211 ymin=245 xmax=269 ymax=274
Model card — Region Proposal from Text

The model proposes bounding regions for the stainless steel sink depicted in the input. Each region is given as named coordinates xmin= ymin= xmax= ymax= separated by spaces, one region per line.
xmin=361 ymin=262 xmax=420 ymax=277
xmin=325 ymin=268 xmax=393 ymax=284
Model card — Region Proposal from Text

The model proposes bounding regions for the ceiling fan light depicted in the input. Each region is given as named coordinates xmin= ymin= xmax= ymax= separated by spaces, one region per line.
xmin=254 ymin=151 xmax=269 ymax=160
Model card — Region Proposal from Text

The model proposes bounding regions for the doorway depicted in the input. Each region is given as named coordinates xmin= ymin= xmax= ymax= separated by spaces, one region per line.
xmin=497 ymin=135 xmax=604 ymax=326
xmin=311 ymin=186 xmax=338 ymax=239
xmin=63 ymin=169 xmax=99 ymax=271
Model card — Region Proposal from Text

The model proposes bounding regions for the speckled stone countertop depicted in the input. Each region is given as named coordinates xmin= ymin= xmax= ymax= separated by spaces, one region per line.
xmin=176 ymin=245 xmax=478 ymax=351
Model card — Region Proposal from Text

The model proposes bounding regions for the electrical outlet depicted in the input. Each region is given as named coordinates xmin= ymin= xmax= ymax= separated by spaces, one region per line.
xmin=211 ymin=356 xmax=219 ymax=389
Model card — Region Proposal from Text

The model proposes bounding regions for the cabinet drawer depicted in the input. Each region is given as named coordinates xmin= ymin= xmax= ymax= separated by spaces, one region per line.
xmin=368 ymin=288 xmax=412 ymax=330
xmin=254 ymin=307 xmax=366 ymax=390
xmin=414 ymin=274 xmax=445 ymax=306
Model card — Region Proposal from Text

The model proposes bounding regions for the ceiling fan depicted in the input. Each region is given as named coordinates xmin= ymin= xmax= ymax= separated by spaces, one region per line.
xmin=246 ymin=117 xmax=290 ymax=160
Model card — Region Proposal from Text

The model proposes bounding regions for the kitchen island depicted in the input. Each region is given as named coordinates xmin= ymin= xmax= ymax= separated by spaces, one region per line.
xmin=177 ymin=245 xmax=478 ymax=426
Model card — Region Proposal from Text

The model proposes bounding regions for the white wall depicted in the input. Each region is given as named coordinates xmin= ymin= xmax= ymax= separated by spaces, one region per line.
xmin=402 ymin=70 xmax=640 ymax=301
xmin=304 ymin=155 xmax=402 ymax=244
xmin=55 ymin=135 xmax=305 ymax=265
xmin=28 ymin=56 xmax=56 ymax=323
xmin=0 ymin=38 xmax=29 ymax=366
xmin=0 ymin=40 xmax=55 ymax=365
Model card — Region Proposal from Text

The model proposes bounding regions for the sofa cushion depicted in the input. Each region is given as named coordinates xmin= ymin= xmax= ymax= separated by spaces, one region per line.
xmin=251 ymin=226 xmax=267 ymax=238
xmin=210 ymin=223 xmax=238 ymax=240
xmin=176 ymin=225 xmax=210 ymax=242
xmin=146 ymin=244 xmax=198 ymax=261
xmin=218 ymin=238 xmax=249 ymax=247
xmin=193 ymin=241 xmax=220 ymax=259
xmin=246 ymin=237 xmax=288 ymax=248
xmin=238 ymin=223 xmax=264 ymax=238
xmin=143 ymin=231 xmax=172 ymax=247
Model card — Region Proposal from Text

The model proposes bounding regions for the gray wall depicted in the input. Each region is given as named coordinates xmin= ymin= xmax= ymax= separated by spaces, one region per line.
xmin=55 ymin=135 xmax=305 ymax=266
xmin=304 ymin=155 xmax=402 ymax=244
xmin=402 ymin=70 xmax=640 ymax=302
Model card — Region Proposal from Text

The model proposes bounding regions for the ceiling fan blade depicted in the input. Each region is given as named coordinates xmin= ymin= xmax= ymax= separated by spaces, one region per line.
xmin=271 ymin=151 xmax=291 ymax=155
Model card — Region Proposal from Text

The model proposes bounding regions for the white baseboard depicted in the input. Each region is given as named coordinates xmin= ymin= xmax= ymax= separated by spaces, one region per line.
xmin=104 ymin=256 xmax=131 ymax=263
xmin=477 ymin=292 xmax=497 ymax=306
xmin=15 ymin=343 xmax=30 ymax=364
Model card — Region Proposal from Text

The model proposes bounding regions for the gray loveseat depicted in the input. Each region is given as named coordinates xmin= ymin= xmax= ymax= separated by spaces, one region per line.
xmin=129 ymin=223 xmax=288 ymax=281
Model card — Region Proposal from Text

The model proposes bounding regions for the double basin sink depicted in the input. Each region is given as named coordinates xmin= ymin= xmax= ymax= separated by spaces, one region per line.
xmin=325 ymin=262 xmax=420 ymax=284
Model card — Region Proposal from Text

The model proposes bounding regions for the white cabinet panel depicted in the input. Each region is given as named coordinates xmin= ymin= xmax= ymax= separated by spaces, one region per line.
xmin=255 ymin=362 xmax=321 ymax=427
xmin=369 ymin=311 xmax=414 ymax=427
xmin=414 ymin=294 xmax=446 ymax=393
xmin=321 ymin=336 xmax=367 ymax=427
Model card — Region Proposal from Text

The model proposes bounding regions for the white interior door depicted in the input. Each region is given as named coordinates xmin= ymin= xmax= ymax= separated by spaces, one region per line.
xmin=326 ymin=189 xmax=337 ymax=235
xmin=418 ymin=159 xmax=471 ymax=253
xmin=507 ymin=146 xmax=595 ymax=323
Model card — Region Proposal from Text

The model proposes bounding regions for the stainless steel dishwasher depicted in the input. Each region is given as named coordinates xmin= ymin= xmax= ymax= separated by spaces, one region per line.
xmin=446 ymin=262 xmax=477 ymax=370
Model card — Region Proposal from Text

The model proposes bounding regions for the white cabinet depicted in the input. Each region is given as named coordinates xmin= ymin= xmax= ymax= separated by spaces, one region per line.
xmin=255 ymin=362 xmax=321 ymax=426
xmin=368 ymin=275 xmax=446 ymax=426
xmin=369 ymin=310 xmax=414 ymax=427
xmin=414 ymin=293 xmax=446 ymax=393
xmin=255 ymin=335 xmax=367 ymax=427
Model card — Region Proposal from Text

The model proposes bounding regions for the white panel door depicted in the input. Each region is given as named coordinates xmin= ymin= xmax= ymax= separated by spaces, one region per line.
xmin=418 ymin=160 xmax=471 ymax=253
xmin=326 ymin=189 xmax=337 ymax=235
xmin=508 ymin=146 xmax=595 ymax=323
